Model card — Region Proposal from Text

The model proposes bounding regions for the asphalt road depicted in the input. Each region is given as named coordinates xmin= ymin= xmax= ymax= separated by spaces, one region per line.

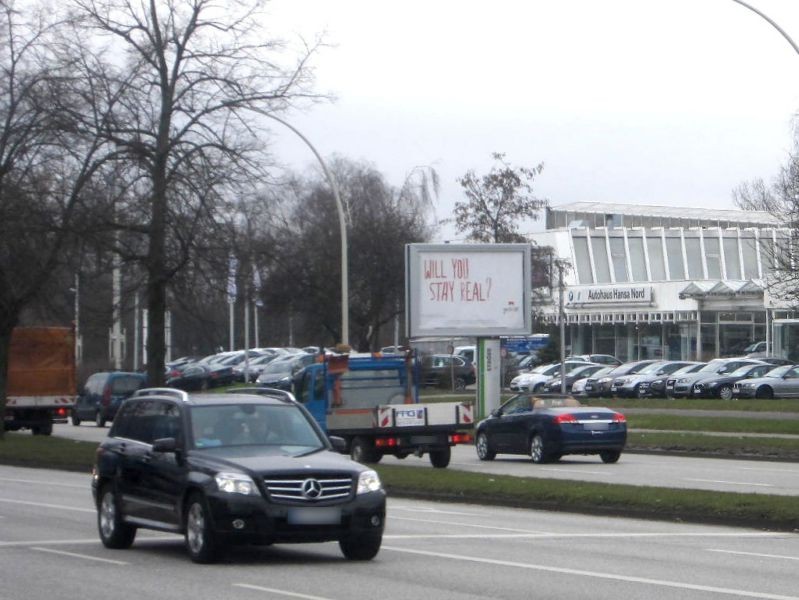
xmin=50 ymin=422 xmax=799 ymax=497
xmin=1 ymin=465 xmax=798 ymax=600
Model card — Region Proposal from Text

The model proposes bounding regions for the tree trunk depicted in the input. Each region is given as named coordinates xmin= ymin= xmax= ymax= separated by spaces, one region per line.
xmin=0 ymin=315 xmax=19 ymax=440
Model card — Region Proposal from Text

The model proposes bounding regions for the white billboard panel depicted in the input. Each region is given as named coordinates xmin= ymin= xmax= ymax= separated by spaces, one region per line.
xmin=406 ymin=243 xmax=532 ymax=337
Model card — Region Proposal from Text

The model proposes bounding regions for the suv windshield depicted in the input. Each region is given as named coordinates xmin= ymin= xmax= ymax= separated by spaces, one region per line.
xmin=190 ymin=404 xmax=324 ymax=453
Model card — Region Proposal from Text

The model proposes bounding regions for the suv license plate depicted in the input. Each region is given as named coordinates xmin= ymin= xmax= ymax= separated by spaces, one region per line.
xmin=287 ymin=507 xmax=342 ymax=525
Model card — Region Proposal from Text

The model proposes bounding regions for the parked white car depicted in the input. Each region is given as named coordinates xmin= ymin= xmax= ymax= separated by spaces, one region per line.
xmin=508 ymin=360 xmax=589 ymax=392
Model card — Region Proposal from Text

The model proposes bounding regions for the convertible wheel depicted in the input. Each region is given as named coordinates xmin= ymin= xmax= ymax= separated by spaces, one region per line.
xmin=475 ymin=432 xmax=496 ymax=461
xmin=600 ymin=450 xmax=621 ymax=464
xmin=530 ymin=434 xmax=549 ymax=464
xmin=718 ymin=385 xmax=733 ymax=401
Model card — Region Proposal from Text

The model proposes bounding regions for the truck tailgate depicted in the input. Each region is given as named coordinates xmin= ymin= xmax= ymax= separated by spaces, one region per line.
xmin=377 ymin=402 xmax=474 ymax=428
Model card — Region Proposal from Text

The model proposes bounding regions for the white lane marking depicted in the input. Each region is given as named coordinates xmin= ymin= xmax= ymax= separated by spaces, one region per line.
xmin=708 ymin=549 xmax=799 ymax=562
xmin=0 ymin=477 xmax=86 ymax=489
xmin=389 ymin=505 xmax=482 ymax=517
xmin=392 ymin=516 xmax=547 ymax=534
xmin=740 ymin=467 xmax=799 ymax=474
xmin=684 ymin=478 xmax=774 ymax=488
xmin=0 ymin=497 xmax=95 ymax=513
xmin=541 ymin=468 xmax=607 ymax=475
xmin=32 ymin=547 xmax=128 ymax=565
xmin=382 ymin=546 xmax=799 ymax=600
xmin=233 ymin=584 xmax=335 ymax=600
xmin=385 ymin=532 xmax=783 ymax=540
xmin=0 ymin=535 xmax=178 ymax=547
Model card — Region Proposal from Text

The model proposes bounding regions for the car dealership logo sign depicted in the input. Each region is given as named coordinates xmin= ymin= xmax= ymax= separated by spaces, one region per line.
xmin=567 ymin=286 xmax=653 ymax=306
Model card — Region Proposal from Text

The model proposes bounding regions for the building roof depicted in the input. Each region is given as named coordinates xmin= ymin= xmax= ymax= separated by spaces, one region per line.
xmin=548 ymin=202 xmax=779 ymax=226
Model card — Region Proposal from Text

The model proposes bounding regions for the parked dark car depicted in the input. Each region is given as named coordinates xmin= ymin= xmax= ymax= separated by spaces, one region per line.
xmin=166 ymin=363 xmax=213 ymax=391
xmin=610 ymin=360 xmax=699 ymax=398
xmin=666 ymin=358 xmax=766 ymax=398
xmin=91 ymin=388 xmax=386 ymax=563
xmin=474 ymin=394 xmax=627 ymax=464
xmin=256 ymin=353 xmax=316 ymax=390
xmin=591 ymin=360 xmax=661 ymax=397
xmin=72 ymin=371 xmax=147 ymax=427
xmin=639 ymin=362 xmax=705 ymax=398
xmin=544 ymin=363 xmax=605 ymax=393
xmin=692 ymin=363 xmax=776 ymax=399
xmin=419 ymin=354 xmax=476 ymax=390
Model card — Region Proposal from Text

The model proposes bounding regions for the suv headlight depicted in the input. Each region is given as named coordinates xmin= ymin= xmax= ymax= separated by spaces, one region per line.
xmin=215 ymin=472 xmax=258 ymax=495
xmin=357 ymin=470 xmax=382 ymax=495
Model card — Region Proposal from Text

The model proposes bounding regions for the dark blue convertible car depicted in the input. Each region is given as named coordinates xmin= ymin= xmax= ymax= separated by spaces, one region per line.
xmin=475 ymin=394 xmax=627 ymax=464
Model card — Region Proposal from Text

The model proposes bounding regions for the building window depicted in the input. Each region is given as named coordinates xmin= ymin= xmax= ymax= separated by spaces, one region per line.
xmin=759 ymin=234 xmax=774 ymax=277
xmin=646 ymin=235 xmax=666 ymax=281
xmin=665 ymin=235 xmax=684 ymax=280
xmin=705 ymin=235 xmax=722 ymax=279
xmin=572 ymin=235 xmax=593 ymax=284
xmin=684 ymin=236 xmax=703 ymax=279
xmin=741 ymin=234 xmax=758 ymax=279
xmin=591 ymin=235 xmax=611 ymax=283
xmin=628 ymin=235 xmax=647 ymax=281
xmin=609 ymin=236 xmax=628 ymax=282
xmin=723 ymin=235 xmax=741 ymax=280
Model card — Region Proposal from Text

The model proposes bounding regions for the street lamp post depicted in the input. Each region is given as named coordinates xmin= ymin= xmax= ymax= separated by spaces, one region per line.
xmin=730 ymin=0 xmax=799 ymax=57
xmin=255 ymin=110 xmax=349 ymax=348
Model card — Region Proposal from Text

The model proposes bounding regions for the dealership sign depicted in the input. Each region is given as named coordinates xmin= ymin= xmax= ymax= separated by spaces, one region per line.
xmin=405 ymin=244 xmax=532 ymax=337
xmin=567 ymin=286 xmax=653 ymax=306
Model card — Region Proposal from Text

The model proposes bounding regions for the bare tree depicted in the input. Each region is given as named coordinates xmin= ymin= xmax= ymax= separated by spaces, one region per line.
xmin=733 ymin=141 xmax=799 ymax=306
xmin=67 ymin=0 xmax=323 ymax=384
xmin=449 ymin=152 xmax=547 ymax=243
xmin=0 ymin=1 xmax=118 ymax=436
xmin=264 ymin=158 xmax=434 ymax=350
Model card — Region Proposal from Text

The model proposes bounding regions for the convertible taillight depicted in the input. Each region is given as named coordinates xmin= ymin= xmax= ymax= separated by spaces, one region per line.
xmin=554 ymin=413 xmax=578 ymax=424
xmin=612 ymin=412 xmax=627 ymax=423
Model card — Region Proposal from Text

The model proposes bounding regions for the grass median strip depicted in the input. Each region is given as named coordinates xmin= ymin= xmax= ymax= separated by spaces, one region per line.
xmin=2 ymin=432 xmax=798 ymax=531
xmin=626 ymin=415 xmax=799 ymax=435
xmin=374 ymin=463 xmax=799 ymax=531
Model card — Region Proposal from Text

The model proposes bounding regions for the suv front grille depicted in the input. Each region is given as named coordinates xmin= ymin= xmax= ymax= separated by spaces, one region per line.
xmin=264 ymin=474 xmax=353 ymax=503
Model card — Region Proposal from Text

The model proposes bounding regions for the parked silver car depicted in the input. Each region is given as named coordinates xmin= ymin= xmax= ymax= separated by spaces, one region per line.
xmin=732 ymin=364 xmax=799 ymax=399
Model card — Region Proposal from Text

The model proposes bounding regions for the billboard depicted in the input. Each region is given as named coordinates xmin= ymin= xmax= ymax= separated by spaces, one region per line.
xmin=405 ymin=243 xmax=532 ymax=338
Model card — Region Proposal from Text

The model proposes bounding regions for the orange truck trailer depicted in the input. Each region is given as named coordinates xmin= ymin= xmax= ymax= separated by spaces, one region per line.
xmin=4 ymin=327 xmax=76 ymax=435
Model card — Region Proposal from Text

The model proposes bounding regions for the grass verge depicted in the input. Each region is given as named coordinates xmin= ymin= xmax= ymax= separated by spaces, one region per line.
xmin=0 ymin=433 xmax=96 ymax=472
xmin=627 ymin=431 xmax=799 ymax=460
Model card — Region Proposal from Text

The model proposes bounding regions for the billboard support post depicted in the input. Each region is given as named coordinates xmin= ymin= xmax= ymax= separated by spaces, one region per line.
xmin=477 ymin=338 xmax=501 ymax=420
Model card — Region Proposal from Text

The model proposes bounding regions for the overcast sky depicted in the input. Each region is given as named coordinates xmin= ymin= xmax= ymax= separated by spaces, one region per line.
xmin=264 ymin=0 xmax=799 ymax=241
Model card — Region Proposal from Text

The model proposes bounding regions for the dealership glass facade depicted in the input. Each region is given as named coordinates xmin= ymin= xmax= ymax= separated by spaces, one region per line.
xmin=532 ymin=204 xmax=795 ymax=361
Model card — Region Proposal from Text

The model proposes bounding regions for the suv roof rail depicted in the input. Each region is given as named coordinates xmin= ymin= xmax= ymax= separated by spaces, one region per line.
xmin=133 ymin=387 xmax=190 ymax=402
xmin=226 ymin=387 xmax=298 ymax=404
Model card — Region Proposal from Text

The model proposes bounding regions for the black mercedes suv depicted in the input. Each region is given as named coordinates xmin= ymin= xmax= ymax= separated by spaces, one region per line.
xmin=91 ymin=387 xmax=386 ymax=563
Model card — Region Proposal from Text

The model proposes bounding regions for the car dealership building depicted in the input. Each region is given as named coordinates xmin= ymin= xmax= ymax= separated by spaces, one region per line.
xmin=530 ymin=202 xmax=799 ymax=362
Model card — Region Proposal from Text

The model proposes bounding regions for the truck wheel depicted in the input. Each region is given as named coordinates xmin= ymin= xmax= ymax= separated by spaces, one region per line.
xmin=71 ymin=411 xmax=81 ymax=426
xmin=95 ymin=411 xmax=106 ymax=428
xmin=339 ymin=532 xmax=382 ymax=560
xmin=38 ymin=422 xmax=52 ymax=436
xmin=350 ymin=437 xmax=376 ymax=463
xmin=98 ymin=484 xmax=136 ymax=549
xmin=429 ymin=447 xmax=451 ymax=468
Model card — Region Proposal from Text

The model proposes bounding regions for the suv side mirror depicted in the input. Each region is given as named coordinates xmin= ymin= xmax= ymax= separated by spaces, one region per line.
xmin=152 ymin=437 xmax=177 ymax=453
xmin=490 ymin=408 xmax=501 ymax=418
xmin=328 ymin=435 xmax=347 ymax=453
